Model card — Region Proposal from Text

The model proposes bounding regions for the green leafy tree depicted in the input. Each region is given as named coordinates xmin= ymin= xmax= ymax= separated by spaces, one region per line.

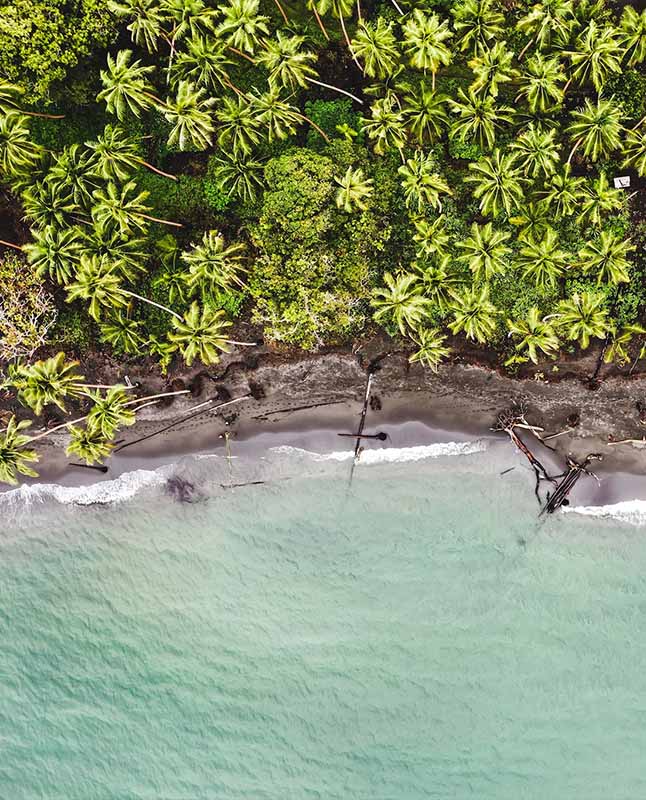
xmin=556 ymin=291 xmax=609 ymax=349
xmin=398 ymin=151 xmax=451 ymax=214
xmin=449 ymin=285 xmax=498 ymax=344
xmin=0 ymin=112 xmax=41 ymax=179
xmin=362 ymin=96 xmax=407 ymax=155
xmin=509 ymin=200 xmax=552 ymax=240
xmin=409 ymin=328 xmax=451 ymax=371
xmin=456 ymin=222 xmax=511 ymax=282
xmin=507 ymin=307 xmax=560 ymax=364
xmin=47 ymin=144 xmax=98 ymax=210
xmin=66 ymin=255 xmax=129 ymax=321
xmin=21 ymin=180 xmax=77 ymax=229
xmin=168 ymin=301 xmax=236 ymax=365
xmin=401 ymin=9 xmax=453 ymax=87
xmin=567 ymin=97 xmax=623 ymax=163
xmin=172 ymin=34 xmax=233 ymax=91
xmin=622 ymin=127 xmax=646 ymax=177
xmin=450 ymin=88 xmax=513 ymax=150
xmin=257 ymin=32 xmax=317 ymax=90
xmin=540 ymin=167 xmax=586 ymax=216
xmin=352 ymin=17 xmax=400 ymax=80
xmin=412 ymin=215 xmax=451 ymax=260
xmin=516 ymin=227 xmax=569 ymax=287
xmin=0 ymin=417 xmax=39 ymax=485
xmin=604 ymin=323 xmax=646 ymax=365
xmin=577 ymin=231 xmax=633 ymax=286
xmin=86 ymin=124 xmax=176 ymax=182
xmin=371 ymin=271 xmax=431 ymax=336
xmin=210 ymin=153 xmax=265 ymax=203
xmin=511 ymin=124 xmax=560 ymax=178
xmin=6 ymin=352 xmax=85 ymax=415
xmin=92 ymin=180 xmax=180 ymax=236
xmin=620 ymin=5 xmax=646 ymax=67
xmin=334 ymin=167 xmax=374 ymax=213
xmin=577 ymin=173 xmax=624 ymax=228
xmin=465 ymin=149 xmax=526 ymax=217
xmin=412 ymin=255 xmax=464 ymax=311
xmin=109 ymin=0 xmax=164 ymax=53
xmin=66 ymin=424 xmax=114 ymax=465
xmin=517 ymin=0 xmax=574 ymax=55
xmin=252 ymin=88 xmax=301 ymax=142
xmin=99 ymin=313 xmax=146 ymax=354
xmin=164 ymin=80 xmax=215 ymax=151
xmin=85 ymin=386 xmax=136 ymax=438
xmin=216 ymin=95 xmax=262 ymax=157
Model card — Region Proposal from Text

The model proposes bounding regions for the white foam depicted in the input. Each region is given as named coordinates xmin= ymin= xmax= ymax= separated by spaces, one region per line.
xmin=271 ymin=440 xmax=487 ymax=464
xmin=565 ymin=499 xmax=646 ymax=525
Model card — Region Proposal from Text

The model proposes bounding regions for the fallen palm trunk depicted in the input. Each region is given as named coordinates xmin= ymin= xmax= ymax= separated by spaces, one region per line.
xmin=348 ymin=371 xmax=374 ymax=486
xmin=541 ymin=454 xmax=602 ymax=515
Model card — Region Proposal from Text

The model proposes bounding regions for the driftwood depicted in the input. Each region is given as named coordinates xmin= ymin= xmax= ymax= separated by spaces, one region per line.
xmin=348 ymin=371 xmax=374 ymax=486
xmin=541 ymin=454 xmax=602 ymax=515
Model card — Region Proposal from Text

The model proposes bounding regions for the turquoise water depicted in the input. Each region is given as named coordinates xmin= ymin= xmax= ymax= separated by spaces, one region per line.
xmin=2 ymin=452 xmax=646 ymax=799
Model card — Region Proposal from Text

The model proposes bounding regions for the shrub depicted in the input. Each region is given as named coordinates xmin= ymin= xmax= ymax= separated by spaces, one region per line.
xmin=304 ymin=99 xmax=364 ymax=147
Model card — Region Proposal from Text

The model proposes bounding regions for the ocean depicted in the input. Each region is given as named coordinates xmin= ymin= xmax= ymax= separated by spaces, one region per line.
xmin=1 ymin=439 xmax=646 ymax=799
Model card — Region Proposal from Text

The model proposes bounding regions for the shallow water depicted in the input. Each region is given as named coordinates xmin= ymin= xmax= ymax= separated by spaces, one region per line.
xmin=2 ymin=446 xmax=646 ymax=798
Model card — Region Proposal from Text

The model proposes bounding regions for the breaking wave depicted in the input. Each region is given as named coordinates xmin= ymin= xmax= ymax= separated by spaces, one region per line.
xmin=565 ymin=500 xmax=646 ymax=526
xmin=270 ymin=440 xmax=488 ymax=464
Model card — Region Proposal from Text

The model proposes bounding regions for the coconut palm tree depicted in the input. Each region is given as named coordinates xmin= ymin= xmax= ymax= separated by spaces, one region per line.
xmin=352 ymin=17 xmax=400 ymax=80
xmin=622 ymin=127 xmax=646 ymax=176
xmin=620 ymin=5 xmax=646 ymax=67
xmin=86 ymin=124 xmax=176 ymax=182
xmin=449 ymin=88 xmax=513 ymax=150
xmin=0 ymin=417 xmax=39 ymax=485
xmin=99 ymin=313 xmax=146 ymax=354
xmin=577 ymin=173 xmax=624 ymax=228
xmin=556 ymin=292 xmax=609 ymax=349
xmin=398 ymin=151 xmax=451 ymax=214
xmin=510 ymin=124 xmax=560 ymax=178
xmin=412 ymin=215 xmax=451 ymax=260
xmin=147 ymin=335 xmax=178 ymax=374
xmin=182 ymin=230 xmax=247 ymax=299
xmin=516 ymin=0 xmax=574 ymax=56
xmin=6 ymin=352 xmax=86 ymax=415
xmin=92 ymin=180 xmax=181 ymax=236
xmin=82 ymin=224 xmax=148 ymax=282
xmin=449 ymin=285 xmax=498 ymax=344
xmin=163 ymin=0 xmax=218 ymax=57
xmin=0 ymin=112 xmax=42 ymax=179
xmin=362 ymin=96 xmax=407 ymax=155
xmin=468 ymin=41 xmax=516 ymax=98
xmin=21 ymin=180 xmax=77 ymax=229
xmin=215 ymin=95 xmax=263 ymax=157
xmin=401 ymin=9 xmax=452 ymax=88
xmin=412 ymin=254 xmax=464 ymax=311
xmin=567 ymin=96 xmax=623 ymax=163
xmin=540 ymin=167 xmax=586 ymax=216
xmin=516 ymin=227 xmax=569 ymax=288
xmin=251 ymin=88 xmax=302 ymax=142
xmin=47 ymin=144 xmax=98 ymax=210
xmin=164 ymin=80 xmax=215 ymax=151
xmin=577 ymin=232 xmax=633 ymax=286
xmin=456 ymin=222 xmax=511 ymax=282
xmin=216 ymin=0 xmax=270 ymax=55
xmin=171 ymin=34 xmax=233 ymax=92
xmin=564 ymin=20 xmax=623 ymax=93
xmin=465 ymin=149 xmax=527 ymax=217
xmin=516 ymin=53 xmax=565 ymax=113
xmin=334 ymin=167 xmax=374 ymax=213
xmin=66 ymin=424 xmax=114 ymax=465
xmin=507 ymin=307 xmax=560 ymax=364
xmin=402 ymin=82 xmax=450 ymax=145
xmin=23 ymin=225 xmax=85 ymax=285
xmin=604 ymin=323 xmax=646 ymax=366
xmin=451 ymin=0 xmax=505 ymax=54
xmin=97 ymin=49 xmax=161 ymax=120
xmin=509 ymin=200 xmax=552 ymax=239
xmin=210 ymin=153 xmax=265 ymax=203
xmin=409 ymin=327 xmax=451 ymax=371
xmin=109 ymin=0 xmax=165 ymax=53
xmin=168 ymin=301 xmax=238 ymax=366
xmin=85 ymin=386 xmax=137 ymax=438
xmin=371 ymin=271 xmax=431 ymax=336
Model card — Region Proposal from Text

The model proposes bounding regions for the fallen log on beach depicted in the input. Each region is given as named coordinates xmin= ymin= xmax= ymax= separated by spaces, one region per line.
xmin=541 ymin=454 xmax=602 ymax=515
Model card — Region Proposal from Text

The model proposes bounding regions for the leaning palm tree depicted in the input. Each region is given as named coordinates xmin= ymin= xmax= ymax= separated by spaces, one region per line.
xmin=451 ymin=0 xmax=505 ymax=54
xmin=99 ymin=313 xmax=146 ymax=354
xmin=85 ymin=386 xmax=137 ymax=439
xmin=0 ymin=112 xmax=42 ymax=179
xmin=6 ymin=352 xmax=86 ymax=415
xmin=0 ymin=417 xmax=39 ymax=485
xmin=352 ymin=17 xmax=400 ymax=80
xmin=334 ymin=167 xmax=374 ymax=213
xmin=464 ymin=149 xmax=527 ymax=217
xmin=412 ymin=215 xmax=451 ymax=260
xmin=516 ymin=227 xmax=569 ymax=288
xmin=23 ymin=225 xmax=85 ymax=286
xmin=577 ymin=173 xmax=624 ymax=228
xmin=371 ymin=271 xmax=431 ymax=336
xmin=401 ymin=9 xmax=452 ymax=88
xmin=577 ymin=232 xmax=633 ymax=286
xmin=449 ymin=285 xmax=498 ymax=345
xmin=82 ymin=224 xmax=148 ymax=282
xmin=468 ymin=41 xmax=516 ymax=98
xmin=402 ymin=82 xmax=450 ymax=145
xmin=182 ymin=230 xmax=247 ymax=299
xmin=109 ymin=0 xmax=165 ymax=53
xmin=540 ymin=167 xmax=586 ymax=216
xmin=516 ymin=0 xmax=573 ymax=56
xmin=620 ymin=5 xmax=646 ymax=67
xmin=66 ymin=423 xmax=114 ymax=466
xmin=164 ymin=80 xmax=215 ymax=151
xmin=210 ymin=153 xmax=265 ymax=203
xmin=97 ymin=49 xmax=161 ymax=120
xmin=564 ymin=20 xmax=623 ymax=93
xmin=456 ymin=222 xmax=511 ymax=282
xmin=412 ymin=254 xmax=464 ymax=311
xmin=398 ymin=151 xmax=451 ymax=214
xmin=449 ymin=88 xmax=513 ymax=151
xmin=362 ymin=96 xmax=407 ymax=156
xmin=507 ymin=307 xmax=560 ymax=365
xmin=172 ymin=34 xmax=234 ymax=92
xmin=216 ymin=0 xmax=270 ymax=55
xmin=515 ymin=53 xmax=566 ymax=113
xmin=92 ymin=180 xmax=181 ymax=236
xmin=567 ymin=96 xmax=623 ymax=163
xmin=556 ymin=292 xmax=609 ymax=350
xmin=215 ymin=95 xmax=263 ymax=157
xmin=510 ymin=124 xmax=560 ymax=178
xmin=622 ymin=127 xmax=646 ymax=177
xmin=168 ymin=301 xmax=241 ymax=366
xmin=409 ymin=327 xmax=451 ymax=372
xmin=86 ymin=124 xmax=176 ymax=181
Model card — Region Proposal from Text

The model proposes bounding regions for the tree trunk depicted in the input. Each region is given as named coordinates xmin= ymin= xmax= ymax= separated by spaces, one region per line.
xmin=139 ymin=212 xmax=183 ymax=228
xmin=123 ymin=289 xmax=182 ymax=320
xmin=337 ymin=12 xmax=363 ymax=73
xmin=295 ymin=111 xmax=331 ymax=142
xmin=308 ymin=77 xmax=363 ymax=104
xmin=388 ymin=0 xmax=404 ymax=14
xmin=136 ymin=157 xmax=177 ymax=180
xmin=272 ymin=0 xmax=288 ymax=24
xmin=567 ymin=138 xmax=582 ymax=165
xmin=21 ymin=110 xmax=65 ymax=119
xmin=0 ymin=239 xmax=22 ymax=250
xmin=312 ymin=5 xmax=330 ymax=40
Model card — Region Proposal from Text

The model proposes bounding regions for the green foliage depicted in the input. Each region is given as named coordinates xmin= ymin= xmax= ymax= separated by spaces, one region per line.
xmin=136 ymin=171 xmax=214 ymax=225
xmin=304 ymin=99 xmax=363 ymax=147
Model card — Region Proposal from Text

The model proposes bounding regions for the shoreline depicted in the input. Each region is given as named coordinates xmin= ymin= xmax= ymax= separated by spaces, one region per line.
xmin=8 ymin=349 xmax=646 ymax=510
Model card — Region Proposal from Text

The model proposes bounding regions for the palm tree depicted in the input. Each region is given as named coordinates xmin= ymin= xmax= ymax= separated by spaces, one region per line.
xmin=334 ymin=167 xmax=374 ymax=213
xmin=412 ymin=215 xmax=451 ymax=260
xmin=362 ymin=96 xmax=407 ymax=155
xmin=516 ymin=227 xmax=569 ymax=288
xmin=109 ymin=0 xmax=164 ymax=53
xmin=251 ymin=88 xmax=307 ymax=142
xmin=210 ymin=153 xmax=265 ymax=203
xmin=604 ymin=323 xmax=646 ymax=366
xmin=577 ymin=232 xmax=633 ymax=286
xmin=100 ymin=313 xmax=146 ymax=354
xmin=567 ymin=97 xmax=623 ymax=163
xmin=516 ymin=0 xmax=574 ymax=57
xmin=6 ymin=352 xmax=86 ymax=415
xmin=352 ymin=17 xmax=400 ymax=80
xmin=23 ymin=225 xmax=84 ymax=285
xmin=172 ymin=34 xmax=233 ymax=92
xmin=465 ymin=149 xmax=527 ymax=217
xmin=85 ymin=386 xmax=137 ymax=438
xmin=556 ymin=292 xmax=609 ymax=349
xmin=371 ymin=271 xmax=431 ymax=336
xmin=21 ymin=180 xmax=77 ymax=229
xmin=147 ymin=335 xmax=178 ymax=375
xmin=540 ymin=167 xmax=586 ymax=216
xmin=456 ymin=222 xmax=511 ymax=282
xmin=86 ymin=124 xmax=176 ymax=182
xmin=82 ymin=224 xmax=148 ymax=282
xmin=412 ymin=255 xmax=464 ymax=311
xmin=92 ymin=180 xmax=181 ymax=236
xmin=507 ymin=307 xmax=560 ymax=364
xmin=564 ymin=20 xmax=623 ymax=93
xmin=163 ymin=0 xmax=218 ymax=62
xmin=0 ymin=417 xmax=39 ymax=485
xmin=182 ymin=230 xmax=247 ymax=299
xmin=622 ymin=127 xmax=646 ymax=176
xmin=168 ymin=301 xmax=238 ymax=366
xmin=409 ymin=327 xmax=451 ymax=371
xmin=449 ymin=285 xmax=498 ymax=344
xmin=66 ymin=424 xmax=114 ymax=466
xmin=510 ymin=124 xmax=560 ymax=178
xmin=449 ymin=88 xmax=513 ymax=150
xmin=401 ymin=10 xmax=452 ymax=88
xmin=402 ymin=82 xmax=449 ymax=145
xmin=620 ymin=5 xmax=646 ymax=67
xmin=452 ymin=0 xmax=505 ymax=54
xmin=468 ymin=41 xmax=516 ymax=98
xmin=0 ymin=79 xmax=65 ymax=119
xmin=577 ymin=173 xmax=624 ymax=228
xmin=516 ymin=53 xmax=565 ymax=113
xmin=46 ymin=145 xmax=98 ymax=212
xmin=217 ymin=0 xmax=270 ymax=55
xmin=0 ymin=112 xmax=42 ymax=179
xmin=509 ymin=200 xmax=552 ymax=240
xmin=215 ymin=95 xmax=262 ymax=157
xmin=398 ymin=151 xmax=451 ymax=214
xmin=164 ymin=80 xmax=215 ymax=151
xmin=97 ymin=49 xmax=161 ymax=120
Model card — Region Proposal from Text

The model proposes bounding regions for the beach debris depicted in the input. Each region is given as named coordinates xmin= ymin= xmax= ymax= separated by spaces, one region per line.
xmin=541 ymin=454 xmax=602 ymax=515
xmin=348 ymin=370 xmax=374 ymax=485
xmin=68 ymin=462 xmax=109 ymax=473
xmin=337 ymin=431 xmax=387 ymax=441
xmin=166 ymin=475 xmax=198 ymax=503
